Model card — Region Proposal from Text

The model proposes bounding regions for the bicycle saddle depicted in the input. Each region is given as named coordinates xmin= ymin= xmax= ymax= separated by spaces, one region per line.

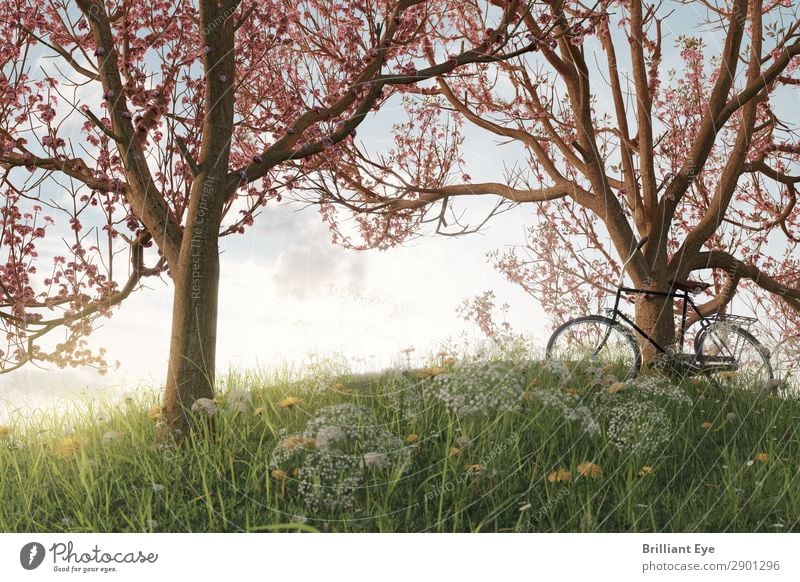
xmin=670 ymin=278 xmax=712 ymax=294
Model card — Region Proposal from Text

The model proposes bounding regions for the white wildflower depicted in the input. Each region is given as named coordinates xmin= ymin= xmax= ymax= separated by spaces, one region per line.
xmin=629 ymin=375 xmax=692 ymax=405
xmin=455 ymin=435 xmax=473 ymax=448
xmin=607 ymin=400 xmax=672 ymax=456
xmin=268 ymin=404 xmax=408 ymax=514
xmin=530 ymin=388 xmax=600 ymax=436
xmin=227 ymin=400 xmax=249 ymax=414
xmin=362 ymin=451 xmax=388 ymax=469
xmin=226 ymin=388 xmax=251 ymax=403
xmin=101 ymin=431 xmax=124 ymax=445
xmin=424 ymin=360 xmax=526 ymax=416
xmin=224 ymin=389 xmax=252 ymax=413
xmin=315 ymin=425 xmax=345 ymax=449
xmin=191 ymin=398 xmax=217 ymax=417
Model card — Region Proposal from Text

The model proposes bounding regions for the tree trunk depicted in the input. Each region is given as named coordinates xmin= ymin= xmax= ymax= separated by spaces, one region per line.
xmin=634 ymin=290 xmax=676 ymax=365
xmin=161 ymin=175 xmax=225 ymax=435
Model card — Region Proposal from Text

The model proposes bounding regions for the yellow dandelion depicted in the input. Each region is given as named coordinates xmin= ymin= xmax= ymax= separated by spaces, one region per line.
xmin=332 ymin=383 xmax=352 ymax=395
xmin=405 ymin=434 xmax=419 ymax=444
xmin=638 ymin=466 xmax=654 ymax=477
xmin=0 ymin=426 xmax=11 ymax=439
xmin=576 ymin=461 xmax=603 ymax=479
xmin=55 ymin=437 xmax=81 ymax=459
xmin=442 ymin=357 xmax=457 ymax=367
xmin=277 ymin=396 xmax=302 ymax=409
xmin=700 ymin=421 xmax=713 ymax=429
xmin=271 ymin=469 xmax=288 ymax=481
xmin=718 ymin=371 xmax=738 ymax=380
xmin=465 ymin=464 xmax=486 ymax=475
xmin=213 ymin=398 xmax=225 ymax=405
xmin=755 ymin=452 xmax=768 ymax=463
xmin=547 ymin=468 xmax=572 ymax=483
xmin=560 ymin=387 xmax=579 ymax=395
xmin=252 ymin=407 xmax=265 ymax=416
xmin=279 ymin=435 xmax=316 ymax=450
xmin=607 ymin=382 xmax=626 ymax=395
xmin=147 ymin=406 xmax=163 ymax=421
xmin=416 ymin=367 xmax=446 ymax=379
xmin=291 ymin=468 xmax=301 ymax=477
xmin=449 ymin=447 xmax=461 ymax=457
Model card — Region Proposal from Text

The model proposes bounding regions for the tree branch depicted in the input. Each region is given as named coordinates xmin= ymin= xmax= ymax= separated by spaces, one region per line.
xmin=76 ymin=0 xmax=183 ymax=268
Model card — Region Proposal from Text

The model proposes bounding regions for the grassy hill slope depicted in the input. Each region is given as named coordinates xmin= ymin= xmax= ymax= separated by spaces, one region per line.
xmin=2 ymin=358 xmax=799 ymax=532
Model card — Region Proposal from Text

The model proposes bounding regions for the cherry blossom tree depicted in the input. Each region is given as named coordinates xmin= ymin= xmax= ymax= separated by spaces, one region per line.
xmin=315 ymin=0 xmax=800 ymax=364
xmin=0 ymin=0 xmax=537 ymax=432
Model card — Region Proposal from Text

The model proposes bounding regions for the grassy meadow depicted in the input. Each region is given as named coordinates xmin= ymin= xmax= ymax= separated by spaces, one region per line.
xmin=1 ymin=353 xmax=799 ymax=532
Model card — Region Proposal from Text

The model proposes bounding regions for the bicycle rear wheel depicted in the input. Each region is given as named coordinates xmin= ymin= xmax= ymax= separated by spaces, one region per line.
xmin=546 ymin=315 xmax=641 ymax=381
xmin=694 ymin=322 xmax=773 ymax=388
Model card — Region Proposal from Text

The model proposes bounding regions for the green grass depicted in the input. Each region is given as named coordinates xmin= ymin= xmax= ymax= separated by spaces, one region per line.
xmin=1 ymin=356 xmax=799 ymax=532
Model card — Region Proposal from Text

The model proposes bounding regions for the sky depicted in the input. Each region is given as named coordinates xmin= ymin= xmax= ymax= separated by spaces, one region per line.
xmin=0 ymin=1 xmax=796 ymax=422
xmin=0 ymin=195 xmax=544 ymax=422
xmin=0 ymin=104 xmax=546 ymax=422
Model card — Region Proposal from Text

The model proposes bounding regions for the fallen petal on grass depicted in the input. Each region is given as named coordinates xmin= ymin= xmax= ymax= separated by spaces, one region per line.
xmin=607 ymin=382 xmax=626 ymax=395
xmin=54 ymin=437 xmax=81 ymax=459
xmin=576 ymin=461 xmax=602 ymax=479
xmin=547 ymin=468 xmax=572 ymax=483
xmin=277 ymin=396 xmax=303 ymax=409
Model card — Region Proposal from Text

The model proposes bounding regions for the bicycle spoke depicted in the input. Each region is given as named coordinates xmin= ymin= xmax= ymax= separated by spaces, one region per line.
xmin=695 ymin=323 xmax=772 ymax=388
xmin=546 ymin=316 xmax=641 ymax=381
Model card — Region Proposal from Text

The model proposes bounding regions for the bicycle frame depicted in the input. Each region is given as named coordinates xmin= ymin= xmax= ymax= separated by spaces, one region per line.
xmin=585 ymin=236 xmax=713 ymax=359
xmin=558 ymin=238 xmax=763 ymax=377
xmin=605 ymin=286 xmax=711 ymax=354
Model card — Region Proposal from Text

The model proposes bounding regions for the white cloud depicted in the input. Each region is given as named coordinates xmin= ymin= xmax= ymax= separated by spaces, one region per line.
xmin=1 ymin=198 xmax=546 ymax=423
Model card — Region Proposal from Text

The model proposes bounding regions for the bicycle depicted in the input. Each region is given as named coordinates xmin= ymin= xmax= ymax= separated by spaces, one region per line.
xmin=545 ymin=237 xmax=773 ymax=386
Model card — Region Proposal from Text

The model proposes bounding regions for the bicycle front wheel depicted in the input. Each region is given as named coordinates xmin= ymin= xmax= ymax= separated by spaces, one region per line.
xmin=694 ymin=322 xmax=773 ymax=388
xmin=546 ymin=315 xmax=642 ymax=381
